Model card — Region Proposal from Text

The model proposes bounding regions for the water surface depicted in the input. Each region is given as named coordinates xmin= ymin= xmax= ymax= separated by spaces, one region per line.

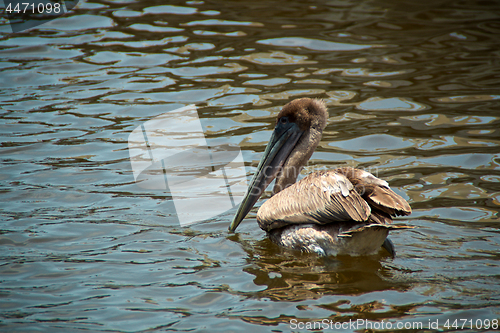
xmin=1 ymin=0 xmax=500 ymax=331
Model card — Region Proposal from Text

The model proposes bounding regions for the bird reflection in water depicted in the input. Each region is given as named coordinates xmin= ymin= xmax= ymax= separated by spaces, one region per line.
xmin=233 ymin=236 xmax=411 ymax=303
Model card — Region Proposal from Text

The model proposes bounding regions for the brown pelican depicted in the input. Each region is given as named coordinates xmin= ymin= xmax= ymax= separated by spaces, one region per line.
xmin=228 ymin=98 xmax=411 ymax=256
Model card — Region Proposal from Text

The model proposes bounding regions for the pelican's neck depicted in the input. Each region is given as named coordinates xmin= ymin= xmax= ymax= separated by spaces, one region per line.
xmin=272 ymin=126 xmax=323 ymax=195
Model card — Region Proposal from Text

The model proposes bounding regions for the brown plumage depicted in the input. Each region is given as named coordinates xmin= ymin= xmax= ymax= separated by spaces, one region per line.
xmin=229 ymin=98 xmax=412 ymax=256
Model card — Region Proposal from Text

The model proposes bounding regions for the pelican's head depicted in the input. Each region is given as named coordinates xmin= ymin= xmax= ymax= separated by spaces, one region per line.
xmin=229 ymin=98 xmax=328 ymax=232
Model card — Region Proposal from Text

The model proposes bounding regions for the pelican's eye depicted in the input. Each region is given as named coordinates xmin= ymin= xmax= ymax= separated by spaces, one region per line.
xmin=279 ymin=116 xmax=289 ymax=124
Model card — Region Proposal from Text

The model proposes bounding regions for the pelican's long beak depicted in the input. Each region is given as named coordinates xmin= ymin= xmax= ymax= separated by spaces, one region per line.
xmin=229 ymin=121 xmax=303 ymax=232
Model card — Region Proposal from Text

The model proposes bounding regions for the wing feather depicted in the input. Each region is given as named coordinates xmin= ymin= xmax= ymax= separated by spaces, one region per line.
xmin=257 ymin=167 xmax=412 ymax=231
xmin=335 ymin=167 xmax=412 ymax=217
xmin=257 ymin=170 xmax=371 ymax=231
xmin=366 ymin=186 xmax=412 ymax=216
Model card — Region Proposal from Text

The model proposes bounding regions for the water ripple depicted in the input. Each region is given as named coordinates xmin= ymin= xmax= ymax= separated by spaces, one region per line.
xmin=1 ymin=0 xmax=500 ymax=331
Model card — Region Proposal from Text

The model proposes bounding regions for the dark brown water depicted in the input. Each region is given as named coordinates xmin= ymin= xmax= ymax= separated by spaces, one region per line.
xmin=1 ymin=0 xmax=499 ymax=332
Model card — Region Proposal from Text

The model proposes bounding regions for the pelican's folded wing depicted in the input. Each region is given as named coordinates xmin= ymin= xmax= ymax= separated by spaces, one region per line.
xmin=335 ymin=167 xmax=412 ymax=217
xmin=257 ymin=171 xmax=371 ymax=231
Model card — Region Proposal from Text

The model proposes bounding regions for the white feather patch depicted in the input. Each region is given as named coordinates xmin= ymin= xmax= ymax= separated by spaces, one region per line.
xmin=321 ymin=173 xmax=352 ymax=197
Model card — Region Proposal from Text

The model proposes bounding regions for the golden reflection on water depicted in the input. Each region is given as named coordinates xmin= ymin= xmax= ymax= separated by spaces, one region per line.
xmin=0 ymin=0 xmax=500 ymax=331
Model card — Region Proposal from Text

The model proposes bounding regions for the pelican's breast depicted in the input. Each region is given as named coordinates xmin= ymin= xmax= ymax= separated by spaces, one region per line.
xmin=268 ymin=223 xmax=394 ymax=256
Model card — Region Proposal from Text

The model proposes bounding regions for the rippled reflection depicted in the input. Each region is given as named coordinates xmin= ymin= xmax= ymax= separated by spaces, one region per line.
xmin=1 ymin=0 xmax=500 ymax=331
